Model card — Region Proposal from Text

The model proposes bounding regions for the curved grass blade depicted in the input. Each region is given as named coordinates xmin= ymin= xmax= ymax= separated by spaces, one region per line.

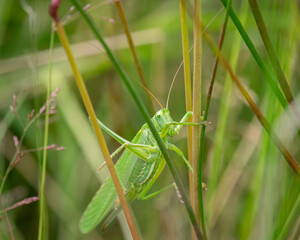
xmin=248 ymin=0 xmax=300 ymax=131
xmin=49 ymin=2 xmax=140 ymax=238
xmin=248 ymin=0 xmax=294 ymax=103
xmin=114 ymin=1 xmax=155 ymax=114
xmin=201 ymin=24 xmax=300 ymax=175
xmin=219 ymin=0 xmax=287 ymax=109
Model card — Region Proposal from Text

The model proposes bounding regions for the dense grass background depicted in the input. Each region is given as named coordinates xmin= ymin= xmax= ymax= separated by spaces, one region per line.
xmin=0 ymin=0 xmax=299 ymax=239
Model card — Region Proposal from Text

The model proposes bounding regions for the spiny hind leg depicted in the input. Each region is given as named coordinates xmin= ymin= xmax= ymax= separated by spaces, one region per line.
xmin=139 ymin=182 xmax=207 ymax=201
xmin=139 ymin=183 xmax=176 ymax=200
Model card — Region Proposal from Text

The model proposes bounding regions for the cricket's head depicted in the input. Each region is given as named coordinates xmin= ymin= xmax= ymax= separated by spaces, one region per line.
xmin=152 ymin=108 xmax=176 ymax=136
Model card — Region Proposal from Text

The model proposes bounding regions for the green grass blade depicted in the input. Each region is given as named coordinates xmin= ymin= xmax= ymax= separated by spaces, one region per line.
xmin=219 ymin=0 xmax=287 ymax=109
xmin=114 ymin=1 xmax=155 ymax=114
xmin=199 ymin=0 xmax=233 ymax=231
xmin=192 ymin=0 xmax=204 ymax=237
xmin=179 ymin=0 xmax=193 ymax=228
xmin=248 ymin=0 xmax=300 ymax=134
xmin=201 ymin=26 xmax=300 ymax=175
xmin=38 ymin=27 xmax=54 ymax=240
xmin=248 ymin=0 xmax=294 ymax=104
xmin=273 ymin=178 xmax=300 ymax=240
xmin=49 ymin=4 xmax=140 ymax=236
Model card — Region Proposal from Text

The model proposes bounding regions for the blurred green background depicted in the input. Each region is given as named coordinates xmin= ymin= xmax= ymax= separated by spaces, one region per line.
xmin=0 ymin=0 xmax=299 ymax=239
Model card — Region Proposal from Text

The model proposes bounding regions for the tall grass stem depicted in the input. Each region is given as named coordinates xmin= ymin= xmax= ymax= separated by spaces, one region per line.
xmin=51 ymin=19 xmax=140 ymax=239
xmin=192 ymin=0 xmax=206 ymax=239
xmin=114 ymin=1 xmax=155 ymax=114
xmin=179 ymin=0 xmax=194 ymax=236
xmin=199 ymin=0 xmax=231 ymax=235
xmin=37 ymin=28 xmax=54 ymax=240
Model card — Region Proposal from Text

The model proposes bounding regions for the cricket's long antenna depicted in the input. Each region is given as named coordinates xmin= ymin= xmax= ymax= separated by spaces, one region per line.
xmin=166 ymin=61 xmax=184 ymax=108
xmin=126 ymin=70 xmax=163 ymax=109
xmin=166 ymin=6 xmax=224 ymax=108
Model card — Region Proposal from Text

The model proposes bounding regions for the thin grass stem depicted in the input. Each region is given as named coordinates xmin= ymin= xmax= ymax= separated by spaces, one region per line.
xmin=179 ymin=0 xmax=193 ymax=236
xmin=198 ymin=0 xmax=231 ymax=236
xmin=114 ymin=0 xmax=155 ymax=114
xmin=38 ymin=28 xmax=54 ymax=240
xmin=248 ymin=0 xmax=293 ymax=103
xmin=0 ymin=107 xmax=44 ymax=196
xmin=219 ymin=0 xmax=287 ymax=109
xmin=192 ymin=1 xmax=206 ymax=239
xmin=3 ymin=210 xmax=15 ymax=240
xmin=248 ymin=0 xmax=300 ymax=132
xmin=192 ymin=0 xmax=201 ymax=214
xmin=207 ymin=1 xmax=249 ymax=228
xmin=49 ymin=5 xmax=140 ymax=237
xmin=274 ymin=178 xmax=300 ymax=240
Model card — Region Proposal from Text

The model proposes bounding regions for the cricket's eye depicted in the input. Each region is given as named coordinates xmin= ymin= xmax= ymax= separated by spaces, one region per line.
xmin=156 ymin=114 xmax=161 ymax=119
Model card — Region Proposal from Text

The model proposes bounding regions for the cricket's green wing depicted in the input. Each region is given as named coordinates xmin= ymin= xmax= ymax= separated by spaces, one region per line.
xmin=79 ymin=128 xmax=147 ymax=233
xmin=80 ymin=149 xmax=139 ymax=233
xmin=80 ymin=177 xmax=118 ymax=233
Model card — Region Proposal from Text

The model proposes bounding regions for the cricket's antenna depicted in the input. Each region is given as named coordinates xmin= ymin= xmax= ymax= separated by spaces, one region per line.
xmin=166 ymin=61 xmax=184 ymax=108
xmin=166 ymin=7 xmax=224 ymax=108
xmin=126 ymin=71 xmax=163 ymax=109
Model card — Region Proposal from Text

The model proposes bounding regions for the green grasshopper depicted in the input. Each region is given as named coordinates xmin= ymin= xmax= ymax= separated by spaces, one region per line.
xmin=80 ymin=107 xmax=204 ymax=233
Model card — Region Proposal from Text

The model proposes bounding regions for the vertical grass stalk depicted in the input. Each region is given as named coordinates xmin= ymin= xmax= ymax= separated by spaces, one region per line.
xmin=179 ymin=0 xmax=193 ymax=234
xmin=199 ymin=0 xmax=232 ymax=233
xmin=38 ymin=29 xmax=54 ymax=240
xmin=207 ymin=0 xmax=248 ymax=227
xmin=239 ymin=89 xmax=274 ymax=239
xmin=192 ymin=0 xmax=206 ymax=239
xmin=114 ymin=0 xmax=155 ymax=114
xmin=49 ymin=3 xmax=140 ymax=237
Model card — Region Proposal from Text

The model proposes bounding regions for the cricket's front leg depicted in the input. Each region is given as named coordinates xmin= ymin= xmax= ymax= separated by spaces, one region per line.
xmin=160 ymin=112 xmax=205 ymax=138
xmin=174 ymin=111 xmax=205 ymax=133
